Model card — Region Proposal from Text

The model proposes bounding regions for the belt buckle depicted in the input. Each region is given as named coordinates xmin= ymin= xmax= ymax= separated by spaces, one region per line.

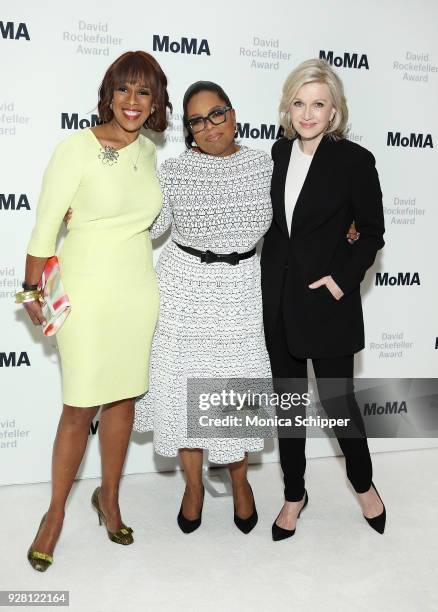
xmin=201 ymin=250 xmax=215 ymax=264
xmin=229 ymin=252 xmax=239 ymax=265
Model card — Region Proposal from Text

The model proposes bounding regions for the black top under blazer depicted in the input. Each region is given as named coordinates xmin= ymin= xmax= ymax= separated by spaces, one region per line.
xmin=261 ymin=135 xmax=385 ymax=359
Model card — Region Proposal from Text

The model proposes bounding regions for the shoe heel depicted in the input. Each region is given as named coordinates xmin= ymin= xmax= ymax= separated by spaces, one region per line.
xmin=272 ymin=490 xmax=308 ymax=542
xmin=233 ymin=484 xmax=258 ymax=534
xmin=363 ymin=481 xmax=386 ymax=535
xmin=91 ymin=488 xmax=102 ymax=525
xmin=91 ymin=486 xmax=134 ymax=545
xmin=27 ymin=513 xmax=54 ymax=572
xmin=177 ymin=485 xmax=204 ymax=534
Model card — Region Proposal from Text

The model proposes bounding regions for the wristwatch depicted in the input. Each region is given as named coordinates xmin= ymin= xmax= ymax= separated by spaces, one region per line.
xmin=22 ymin=282 xmax=39 ymax=291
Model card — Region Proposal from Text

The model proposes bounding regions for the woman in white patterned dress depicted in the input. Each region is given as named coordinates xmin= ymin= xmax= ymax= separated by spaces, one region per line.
xmin=134 ymin=82 xmax=273 ymax=534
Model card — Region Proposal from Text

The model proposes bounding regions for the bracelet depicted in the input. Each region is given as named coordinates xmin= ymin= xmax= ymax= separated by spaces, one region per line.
xmin=22 ymin=281 xmax=39 ymax=291
xmin=15 ymin=289 xmax=42 ymax=304
xmin=22 ymin=296 xmax=42 ymax=304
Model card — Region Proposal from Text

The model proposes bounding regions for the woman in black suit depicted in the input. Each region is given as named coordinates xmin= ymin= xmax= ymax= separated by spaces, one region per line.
xmin=261 ymin=59 xmax=386 ymax=540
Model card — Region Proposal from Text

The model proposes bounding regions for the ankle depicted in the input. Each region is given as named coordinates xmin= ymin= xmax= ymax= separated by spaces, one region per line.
xmin=185 ymin=481 xmax=203 ymax=493
xmin=283 ymin=497 xmax=305 ymax=510
xmin=356 ymin=486 xmax=372 ymax=496
xmin=99 ymin=486 xmax=119 ymax=504
xmin=46 ymin=505 xmax=65 ymax=520
xmin=231 ymin=478 xmax=250 ymax=493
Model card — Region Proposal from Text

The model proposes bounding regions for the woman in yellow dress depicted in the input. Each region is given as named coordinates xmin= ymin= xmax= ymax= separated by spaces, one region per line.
xmin=19 ymin=51 xmax=170 ymax=571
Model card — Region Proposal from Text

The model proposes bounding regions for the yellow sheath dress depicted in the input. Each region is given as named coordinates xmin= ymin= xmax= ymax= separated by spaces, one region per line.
xmin=27 ymin=128 xmax=162 ymax=407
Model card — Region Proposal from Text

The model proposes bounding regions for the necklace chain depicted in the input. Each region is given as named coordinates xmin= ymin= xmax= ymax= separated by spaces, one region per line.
xmin=108 ymin=122 xmax=141 ymax=170
xmin=131 ymin=143 xmax=141 ymax=171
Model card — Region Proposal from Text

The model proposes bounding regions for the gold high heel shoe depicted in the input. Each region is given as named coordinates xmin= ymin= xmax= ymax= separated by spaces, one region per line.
xmin=91 ymin=487 xmax=134 ymax=545
xmin=27 ymin=513 xmax=54 ymax=572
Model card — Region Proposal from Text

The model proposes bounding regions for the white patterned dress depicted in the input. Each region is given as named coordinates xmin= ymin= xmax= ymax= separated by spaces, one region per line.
xmin=134 ymin=146 xmax=273 ymax=463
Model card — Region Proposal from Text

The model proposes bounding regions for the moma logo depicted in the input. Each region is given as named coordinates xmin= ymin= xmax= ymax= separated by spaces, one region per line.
xmin=375 ymin=272 xmax=420 ymax=286
xmin=152 ymin=34 xmax=210 ymax=55
xmin=0 ymin=352 xmax=30 ymax=367
xmin=0 ymin=21 xmax=30 ymax=41
xmin=319 ymin=50 xmax=369 ymax=69
xmin=0 ymin=194 xmax=30 ymax=211
xmin=364 ymin=401 xmax=408 ymax=416
xmin=61 ymin=113 xmax=102 ymax=130
xmin=387 ymin=132 xmax=433 ymax=148
xmin=237 ymin=122 xmax=283 ymax=140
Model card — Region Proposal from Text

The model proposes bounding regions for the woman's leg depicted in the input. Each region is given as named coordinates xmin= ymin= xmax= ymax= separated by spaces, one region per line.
xmin=179 ymin=448 xmax=204 ymax=519
xmin=312 ymin=355 xmax=383 ymax=518
xmin=98 ymin=398 xmax=135 ymax=532
xmin=266 ymin=315 xmax=309 ymax=529
xmin=228 ymin=454 xmax=254 ymax=519
xmin=32 ymin=404 xmax=99 ymax=555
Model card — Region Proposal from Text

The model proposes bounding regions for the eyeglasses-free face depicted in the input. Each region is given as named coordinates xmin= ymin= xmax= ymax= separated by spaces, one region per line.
xmin=289 ymin=82 xmax=336 ymax=147
xmin=111 ymin=81 xmax=154 ymax=133
xmin=186 ymin=105 xmax=232 ymax=134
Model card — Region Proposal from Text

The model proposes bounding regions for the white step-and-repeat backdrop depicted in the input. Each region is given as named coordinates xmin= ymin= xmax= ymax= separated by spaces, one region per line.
xmin=1 ymin=0 xmax=437 ymax=485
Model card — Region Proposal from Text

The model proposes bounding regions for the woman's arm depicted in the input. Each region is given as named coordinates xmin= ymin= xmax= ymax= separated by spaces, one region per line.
xmin=330 ymin=149 xmax=385 ymax=296
xmin=22 ymin=255 xmax=49 ymax=325
xmin=27 ymin=137 xmax=82 ymax=257
xmin=21 ymin=136 xmax=82 ymax=325
xmin=24 ymin=255 xmax=47 ymax=285
xmin=149 ymin=161 xmax=173 ymax=240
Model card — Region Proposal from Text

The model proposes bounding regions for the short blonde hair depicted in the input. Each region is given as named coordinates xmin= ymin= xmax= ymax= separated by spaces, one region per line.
xmin=279 ymin=59 xmax=348 ymax=140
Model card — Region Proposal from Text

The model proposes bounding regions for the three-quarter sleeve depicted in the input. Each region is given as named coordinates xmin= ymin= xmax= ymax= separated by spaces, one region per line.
xmin=330 ymin=149 xmax=385 ymax=296
xmin=27 ymin=136 xmax=83 ymax=257
xmin=149 ymin=160 xmax=173 ymax=240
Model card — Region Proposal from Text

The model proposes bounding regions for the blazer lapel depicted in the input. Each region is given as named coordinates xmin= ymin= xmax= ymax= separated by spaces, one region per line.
xmin=272 ymin=139 xmax=292 ymax=237
xmin=290 ymin=135 xmax=332 ymax=237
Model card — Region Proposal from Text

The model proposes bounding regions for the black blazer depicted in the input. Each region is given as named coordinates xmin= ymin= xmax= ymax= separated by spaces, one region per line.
xmin=261 ymin=135 xmax=385 ymax=359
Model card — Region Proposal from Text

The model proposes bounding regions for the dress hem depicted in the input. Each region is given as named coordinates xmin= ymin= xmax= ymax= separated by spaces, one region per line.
xmin=133 ymin=423 xmax=264 ymax=464
xmin=63 ymin=386 xmax=148 ymax=408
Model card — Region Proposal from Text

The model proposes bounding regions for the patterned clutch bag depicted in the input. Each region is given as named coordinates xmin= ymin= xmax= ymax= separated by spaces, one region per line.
xmin=38 ymin=256 xmax=71 ymax=336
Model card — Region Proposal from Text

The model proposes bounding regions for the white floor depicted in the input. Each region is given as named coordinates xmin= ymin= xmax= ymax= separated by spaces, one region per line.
xmin=1 ymin=448 xmax=437 ymax=612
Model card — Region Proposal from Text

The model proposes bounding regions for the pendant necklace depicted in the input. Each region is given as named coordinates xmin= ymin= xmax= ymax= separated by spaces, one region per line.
xmin=131 ymin=142 xmax=141 ymax=171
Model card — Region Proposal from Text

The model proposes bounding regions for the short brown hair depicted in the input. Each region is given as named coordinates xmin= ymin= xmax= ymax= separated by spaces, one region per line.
xmin=98 ymin=51 xmax=171 ymax=132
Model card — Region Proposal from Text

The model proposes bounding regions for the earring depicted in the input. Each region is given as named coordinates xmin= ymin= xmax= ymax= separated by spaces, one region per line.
xmin=110 ymin=101 xmax=113 ymax=111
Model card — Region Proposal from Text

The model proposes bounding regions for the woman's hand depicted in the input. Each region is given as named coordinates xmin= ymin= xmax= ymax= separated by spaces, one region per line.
xmin=22 ymin=254 xmax=49 ymax=326
xmin=309 ymin=275 xmax=344 ymax=300
xmin=347 ymin=222 xmax=360 ymax=244
xmin=24 ymin=299 xmax=46 ymax=326
xmin=64 ymin=207 xmax=73 ymax=227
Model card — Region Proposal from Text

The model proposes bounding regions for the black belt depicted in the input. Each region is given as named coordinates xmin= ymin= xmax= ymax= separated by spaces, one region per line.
xmin=174 ymin=242 xmax=256 ymax=265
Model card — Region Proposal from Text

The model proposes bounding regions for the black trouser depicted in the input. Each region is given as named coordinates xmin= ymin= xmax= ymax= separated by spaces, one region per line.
xmin=267 ymin=315 xmax=373 ymax=501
